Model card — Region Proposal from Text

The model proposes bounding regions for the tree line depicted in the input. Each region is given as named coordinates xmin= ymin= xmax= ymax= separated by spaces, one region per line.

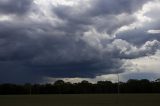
xmin=0 ymin=79 xmax=160 ymax=95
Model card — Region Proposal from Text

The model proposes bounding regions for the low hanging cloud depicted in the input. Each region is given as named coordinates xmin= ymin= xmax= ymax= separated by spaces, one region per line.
xmin=0 ymin=0 xmax=160 ymax=83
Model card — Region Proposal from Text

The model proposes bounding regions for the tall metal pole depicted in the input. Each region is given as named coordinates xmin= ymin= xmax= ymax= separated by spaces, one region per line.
xmin=116 ymin=72 xmax=120 ymax=104
xmin=117 ymin=73 xmax=120 ymax=95
xmin=29 ymin=85 xmax=32 ymax=95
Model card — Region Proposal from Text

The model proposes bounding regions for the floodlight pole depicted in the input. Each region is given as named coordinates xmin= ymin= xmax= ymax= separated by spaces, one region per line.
xmin=117 ymin=72 xmax=120 ymax=95
xmin=29 ymin=85 xmax=32 ymax=95
xmin=116 ymin=72 xmax=120 ymax=104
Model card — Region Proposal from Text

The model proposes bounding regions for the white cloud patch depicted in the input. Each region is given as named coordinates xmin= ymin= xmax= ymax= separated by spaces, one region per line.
xmin=0 ymin=15 xmax=12 ymax=21
xmin=43 ymin=74 xmax=120 ymax=84
xmin=147 ymin=30 xmax=160 ymax=34
xmin=131 ymin=50 xmax=160 ymax=73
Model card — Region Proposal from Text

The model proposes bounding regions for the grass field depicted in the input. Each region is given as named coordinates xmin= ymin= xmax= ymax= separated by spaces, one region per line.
xmin=0 ymin=94 xmax=160 ymax=106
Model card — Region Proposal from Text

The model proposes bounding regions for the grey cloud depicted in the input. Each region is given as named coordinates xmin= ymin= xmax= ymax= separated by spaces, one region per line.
xmin=92 ymin=14 xmax=136 ymax=34
xmin=88 ymin=0 xmax=150 ymax=16
xmin=108 ymin=39 xmax=160 ymax=59
xmin=53 ymin=0 xmax=148 ymax=35
xmin=0 ymin=0 xmax=33 ymax=15
xmin=117 ymin=20 xmax=160 ymax=46
xmin=117 ymin=0 xmax=160 ymax=45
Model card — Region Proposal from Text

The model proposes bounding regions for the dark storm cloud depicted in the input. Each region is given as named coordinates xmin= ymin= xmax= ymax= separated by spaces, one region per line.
xmin=0 ymin=0 xmax=33 ymax=15
xmin=0 ymin=0 xmax=159 ymax=83
xmin=89 ymin=0 xmax=150 ymax=15
xmin=0 ymin=21 xmax=126 ymax=82
xmin=0 ymin=61 xmax=42 ymax=83
xmin=53 ymin=0 xmax=148 ymax=34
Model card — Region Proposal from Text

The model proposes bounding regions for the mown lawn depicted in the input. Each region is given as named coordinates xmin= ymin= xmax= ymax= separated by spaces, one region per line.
xmin=0 ymin=94 xmax=160 ymax=106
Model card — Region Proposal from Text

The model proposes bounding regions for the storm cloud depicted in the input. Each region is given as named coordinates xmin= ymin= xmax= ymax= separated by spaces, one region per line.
xmin=0 ymin=0 xmax=33 ymax=15
xmin=0 ymin=0 xmax=160 ymax=83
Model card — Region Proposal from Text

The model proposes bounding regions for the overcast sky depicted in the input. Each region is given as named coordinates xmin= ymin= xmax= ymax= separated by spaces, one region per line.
xmin=0 ymin=0 xmax=160 ymax=84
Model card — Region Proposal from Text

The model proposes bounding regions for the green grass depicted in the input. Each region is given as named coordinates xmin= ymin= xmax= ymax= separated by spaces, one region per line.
xmin=0 ymin=94 xmax=160 ymax=106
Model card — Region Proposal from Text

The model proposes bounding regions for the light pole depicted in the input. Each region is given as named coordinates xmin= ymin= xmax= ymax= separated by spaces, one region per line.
xmin=117 ymin=73 xmax=120 ymax=95
xmin=116 ymin=72 xmax=120 ymax=104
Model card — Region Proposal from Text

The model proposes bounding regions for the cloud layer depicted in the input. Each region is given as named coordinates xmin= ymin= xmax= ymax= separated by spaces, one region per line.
xmin=0 ymin=0 xmax=160 ymax=83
